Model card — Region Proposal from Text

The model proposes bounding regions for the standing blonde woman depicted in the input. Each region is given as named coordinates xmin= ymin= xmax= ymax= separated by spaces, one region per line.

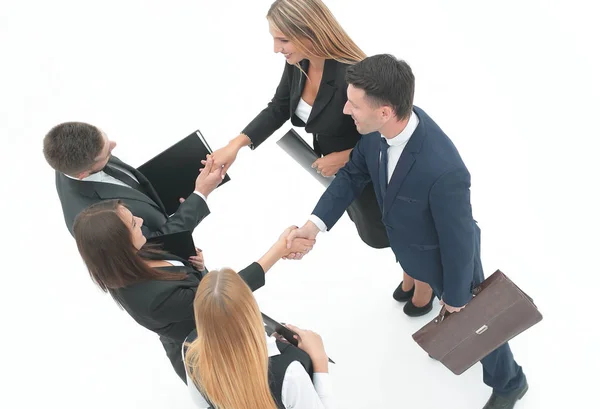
xmin=184 ymin=268 xmax=334 ymax=409
xmin=211 ymin=0 xmax=435 ymax=315
xmin=211 ymin=0 xmax=388 ymax=250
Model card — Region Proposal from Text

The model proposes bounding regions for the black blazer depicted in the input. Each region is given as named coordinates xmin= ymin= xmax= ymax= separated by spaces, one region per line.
xmin=55 ymin=156 xmax=210 ymax=238
xmin=242 ymin=59 xmax=360 ymax=156
xmin=113 ymin=251 xmax=266 ymax=382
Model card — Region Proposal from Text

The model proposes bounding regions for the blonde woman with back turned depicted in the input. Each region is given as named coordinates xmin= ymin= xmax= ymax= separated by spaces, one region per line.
xmin=184 ymin=268 xmax=334 ymax=409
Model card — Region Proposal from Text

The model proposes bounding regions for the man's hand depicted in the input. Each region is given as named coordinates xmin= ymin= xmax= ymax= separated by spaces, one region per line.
xmin=275 ymin=226 xmax=315 ymax=259
xmin=311 ymin=149 xmax=351 ymax=177
xmin=285 ymin=221 xmax=320 ymax=260
xmin=194 ymin=157 xmax=224 ymax=197
xmin=285 ymin=237 xmax=316 ymax=258
xmin=440 ymin=299 xmax=467 ymax=313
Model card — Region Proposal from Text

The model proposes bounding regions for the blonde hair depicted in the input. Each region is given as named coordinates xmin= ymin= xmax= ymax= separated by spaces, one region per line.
xmin=185 ymin=268 xmax=277 ymax=409
xmin=267 ymin=0 xmax=366 ymax=64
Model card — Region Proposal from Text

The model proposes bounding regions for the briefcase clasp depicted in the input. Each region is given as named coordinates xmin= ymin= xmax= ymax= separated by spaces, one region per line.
xmin=475 ymin=325 xmax=488 ymax=335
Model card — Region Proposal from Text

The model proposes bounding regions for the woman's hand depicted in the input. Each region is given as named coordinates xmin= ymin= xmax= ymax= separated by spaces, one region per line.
xmin=285 ymin=324 xmax=329 ymax=372
xmin=285 ymin=238 xmax=316 ymax=258
xmin=189 ymin=248 xmax=205 ymax=271
xmin=210 ymin=134 xmax=251 ymax=175
xmin=277 ymin=226 xmax=315 ymax=259
xmin=311 ymin=149 xmax=352 ymax=177
xmin=256 ymin=226 xmax=315 ymax=273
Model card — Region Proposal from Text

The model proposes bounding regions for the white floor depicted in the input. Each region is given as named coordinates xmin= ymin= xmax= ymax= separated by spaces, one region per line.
xmin=1 ymin=1 xmax=598 ymax=408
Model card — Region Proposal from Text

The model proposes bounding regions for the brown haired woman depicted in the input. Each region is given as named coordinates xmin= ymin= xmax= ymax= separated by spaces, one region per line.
xmin=73 ymin=199 xmax=314 ymax=383
xmin=184 ymin=268 xmax=333 ymax=409
xmin=210 ymin=0 xmax=435 ymax=316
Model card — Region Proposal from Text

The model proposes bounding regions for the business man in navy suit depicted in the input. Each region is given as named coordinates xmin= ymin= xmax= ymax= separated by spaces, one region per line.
xmin=286 ymin=55 xmax=529 ymax=409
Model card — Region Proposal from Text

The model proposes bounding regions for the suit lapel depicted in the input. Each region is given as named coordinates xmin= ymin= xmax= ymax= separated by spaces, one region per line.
xmin=290 ymin=60 xmax=309 ymax=116
xmin=307 ymin=59 xmax=337 ymax=125
xmin=109 ymin=156 xmax=167 ymax=214
xmin=383 ymin=150 xmax=416 ymax=215
xmin=382 ymin=116 xmax=427 ymax=215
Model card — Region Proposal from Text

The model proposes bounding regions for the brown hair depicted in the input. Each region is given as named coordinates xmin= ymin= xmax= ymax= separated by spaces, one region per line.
xmin=73 ymin=200 xmax=187 ymax=292
xmin=43 ymin=122 xmax=105 ymax=176
xmin=185 ymin=268 xmax=276 ymax=409
xmin=346 ymin=54 xmax=415 ymax=120
xmin=267 ymin=0 xmax=366 ymax=64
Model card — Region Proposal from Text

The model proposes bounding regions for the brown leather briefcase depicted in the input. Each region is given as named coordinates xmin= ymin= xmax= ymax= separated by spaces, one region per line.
xmin=412 ymin=270 xmax=542 ymax=375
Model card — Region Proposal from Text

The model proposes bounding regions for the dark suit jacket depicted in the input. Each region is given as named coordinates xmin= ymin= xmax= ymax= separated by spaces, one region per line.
xmin=55 ymin=156 xmax=209 ymax=238
xmin=113 ymin=251 xmax=266 ymax=382
xmin=242 ymin=59 xmax=360 ymax=156
xmin=312 ymin=106 xmax=484 ymax=308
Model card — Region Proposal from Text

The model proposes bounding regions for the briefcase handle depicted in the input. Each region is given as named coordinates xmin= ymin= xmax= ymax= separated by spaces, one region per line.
xmin=434 ymin=305 xmax=451 ymax=323
xmin=436 ymin=285 xmax=482 ymax=323
xmin=434 ymin=270 xmax=537 ymax=324
xmin=435 ymin=286 xmax=480 ymax=323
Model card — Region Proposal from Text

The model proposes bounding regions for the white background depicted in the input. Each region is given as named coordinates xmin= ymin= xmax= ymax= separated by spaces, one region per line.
xmin=1 ymin=0 xmax=598 ymax=408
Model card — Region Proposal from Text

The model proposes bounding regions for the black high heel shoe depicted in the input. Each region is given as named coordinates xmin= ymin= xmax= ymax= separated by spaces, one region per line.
xmin=392 ymin=281 xmax=415 ymax=302
xmin=403 ymin=292 xmax=436 ymax=317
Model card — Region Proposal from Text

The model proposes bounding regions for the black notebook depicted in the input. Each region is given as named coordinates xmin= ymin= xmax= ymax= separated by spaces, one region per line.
xmin=276 ymin=129 xmax=333 ymax=187
xmin=146 ymin=230 xmax=197 ymax=260
xmin=138 ymin=130 xmax=231 ymax=215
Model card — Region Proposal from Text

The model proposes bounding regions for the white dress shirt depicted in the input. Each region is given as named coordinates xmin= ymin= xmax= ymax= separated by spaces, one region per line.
xmin=64 ymin=162 xmax=139 ymax=187
xmin=309 ymin=111 xmax=419 ymax=232
xmin=186 ymin=334 xmax=334 ymax=409
xmin=64 ymin=162 xmax=208 ymax=203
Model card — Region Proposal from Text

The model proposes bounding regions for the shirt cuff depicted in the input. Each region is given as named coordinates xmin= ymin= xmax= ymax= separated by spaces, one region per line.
xmin=193 ymin=191 xmax=208 ymax=203
xmin=308 ymin=215 xmax=328 ymax=232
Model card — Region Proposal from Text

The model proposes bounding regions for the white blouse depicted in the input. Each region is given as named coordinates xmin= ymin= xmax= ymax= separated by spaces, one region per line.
xmin=185 ymin=335 xmax=334 ymax=409
xmin=295 ymin=98 xmax=313 ymax=124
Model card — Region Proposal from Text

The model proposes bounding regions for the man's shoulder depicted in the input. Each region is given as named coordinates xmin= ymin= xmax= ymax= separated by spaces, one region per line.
xmin=55 ymin=171 xmax=97 ymax=197
xmin=357 ymin=131 xmax=381 ymax=148
xmin=414 ymin=107 xmax=468 ymax=171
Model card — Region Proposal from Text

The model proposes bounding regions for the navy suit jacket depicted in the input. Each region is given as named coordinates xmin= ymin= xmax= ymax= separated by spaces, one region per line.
xmin=312 ymin=106 xmax=484 ymax=307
